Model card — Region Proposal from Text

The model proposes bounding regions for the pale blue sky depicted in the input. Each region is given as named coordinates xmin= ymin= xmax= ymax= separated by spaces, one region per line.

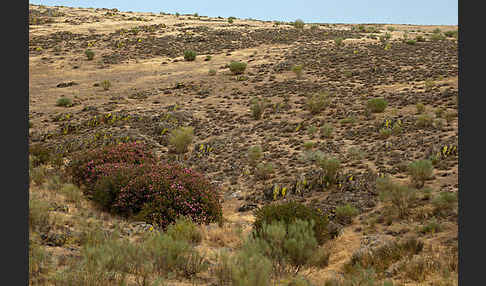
xmin=30 ymin=0 xmax=458 ymax=25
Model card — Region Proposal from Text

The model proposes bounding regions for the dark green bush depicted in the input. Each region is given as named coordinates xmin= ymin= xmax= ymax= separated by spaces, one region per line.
xmin=85 ymin=49 xmax=94 ymax=60
xmin=253 ymin=201 xmax=330 ymax=245
xmin=367 ymin=98 xmax=388 ymax=113
xmin=184 ymin=50 xmax=197 ymax=61
xmin=56 ymin=97 xmax=72 ymax=107
xmin=229 ymin=61 xmax=247 ymax=75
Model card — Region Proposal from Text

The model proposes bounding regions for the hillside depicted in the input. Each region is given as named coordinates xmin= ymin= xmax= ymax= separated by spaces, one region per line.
xmin=29 ymin=4 xmax=458 ymax=286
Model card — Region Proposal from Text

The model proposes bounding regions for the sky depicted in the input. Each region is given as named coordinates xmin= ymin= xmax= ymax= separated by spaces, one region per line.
xmin=29 ymin=0 xmax=458 ymax=25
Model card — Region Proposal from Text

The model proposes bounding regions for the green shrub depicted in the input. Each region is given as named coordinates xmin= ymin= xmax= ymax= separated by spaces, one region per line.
xmin=250 ymin=97 xmax=267 ymax=120
xmin=405 ymin=39 xmax=417 ymax=45
xmin=416 ymin=103 xmax=426 ymax=114
xmin=29 ymin=241 xmax=53 ymax=285
xmin=387 ymin=26 xmax=396 ymax=31
xmin=420 ymin=219 xmax=442 ymax=234
xmin=430 ymin=33 xmax=445 ymax=41
xmin=29 ymin=196 xmax=51 ymax=233
xmin=85 ymin=49 xmax=94 ymax=60
xmin=46 ymin=174 xmax=64 ymax=191
xmin=247 ymin=145 xmax=263 ymax=167
xmin=445 ymin=111 xmax=456 ymax=124
xmin=303 ymin=141 xmax=315 ymax=151
xmin=184 ymin=50 xmax=196 ymax=61
xmin=321 ymin=124 xmax=334 ymax=138
xmin=231 ymin=241 xmax=273 ymax=286
xmin=205 ymin=55 xmax=212 ymax=61
xmin=292 ymin=65 xmax=303 ymax=79
xmin=165 ymin=216 xmax=202 ymax=245
xmin=377 ymin=176 xmax=418 ymax=218
xmin=251 ymin=219 xmax=328 ymax=277
xmin=416 ymin=35 xmax=426 ymax=42
xmin=416 ymin=113 xmax=434 ymax=128
xmin=345 ymin=237 xmax=423 ymax=275
xmin=294 ymin=19 xmax=305 ymax=29
xmin=254 ymin=162 xmax=274 ymax=180
xmin=408 ymin=159 xmax=433 ymax=188
xmin=29 ymin=144 xmax=52 ymax=168
xmin=435 ymin=107 xmax=444 ymax=118
xmin=253 ymin=201 xmax=330 ymax=245
xmin=229 ymin=61 xmax=247 ymax=75
xmin=56 ymin=97 xmax=72 ymax=107
xmin=379 ymin=127 xmax=392 ymax=139
xmin=334 ymin=37 xmax=344 ymax=47
xmin=316 ymin=156 xmax=341 ymax=185
xmin=31 ymin=165 xmax=49 ymax=186
xmin=444 ymin=30 xmax=458 ymax=38
xmin=168 ymin=126 xmax=194 ymax=154
xmin=60 ymin=183 xmax=83 ymax=205
xmin=379 ymin=32 xmax=392 ymax=44
xmin=432 ymin=192 xmax=457 ymax=216
xmin=348 ymin=147 xmax=365 ymax=161
xmin=335 ymin=204 xmax=359 ymax=224
xmin=101 ymin=80 xmax=111 ymax=91
xmin=307 ymin=125 xmax=318 ymax=138
xmin=366 ymin=98 xmax=388 ymax=113
xmin=307 ymin=92 xmax=330 ymax=115
xmin=208 ymin=69 xmax=217 ymax=76
xmin=228 ymin=16 xmax=236 ymax=23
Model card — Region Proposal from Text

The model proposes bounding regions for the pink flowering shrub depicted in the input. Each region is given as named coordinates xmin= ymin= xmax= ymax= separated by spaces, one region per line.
xmin=66 ymin=143 xmax=222 ymax=228
xmin=66 ymin=142 xmax=155 ymax=192
xmin=114 ymin=163 xmax=223 ymax=228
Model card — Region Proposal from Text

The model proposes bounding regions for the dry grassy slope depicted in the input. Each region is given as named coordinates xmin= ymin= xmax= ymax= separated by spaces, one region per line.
xmin=29 ymin=4 xmax=458 ymax=286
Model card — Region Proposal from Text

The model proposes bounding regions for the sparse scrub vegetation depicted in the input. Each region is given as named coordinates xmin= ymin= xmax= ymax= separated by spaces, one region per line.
xmin=254 ymin=162 xmax=275 ymax=180
xmin=250 ymin=97 xmax=267 ymax=119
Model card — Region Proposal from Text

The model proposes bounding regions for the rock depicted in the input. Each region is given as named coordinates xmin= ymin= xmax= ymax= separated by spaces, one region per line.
xmin=238 ymin=203 xmax=258 ymax=212
xmin=56 ymin=81 xmax=78 ymax=88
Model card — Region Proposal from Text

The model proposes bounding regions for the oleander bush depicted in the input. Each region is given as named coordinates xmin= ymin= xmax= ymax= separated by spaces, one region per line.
xmin=66 ymin=142 xmax=156 ymax=189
